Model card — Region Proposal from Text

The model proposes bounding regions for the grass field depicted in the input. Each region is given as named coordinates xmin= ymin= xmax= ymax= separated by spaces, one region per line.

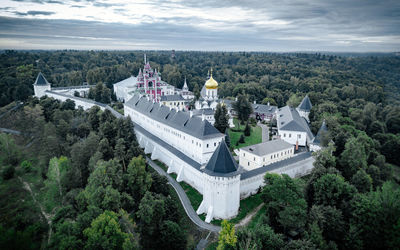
xmin=228 ymin=119 xmax=262 ymax=150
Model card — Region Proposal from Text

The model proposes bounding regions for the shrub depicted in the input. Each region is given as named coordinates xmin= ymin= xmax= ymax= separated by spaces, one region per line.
xmin=21 ymin=160 xmax=33 ymax=173
xmin=2 ymin=165 xmax=15 ymax=180
xmin=239 ymin=134 xmax=245 ymax=143
xmin=244 ymin=123 xmax=251 ymax=136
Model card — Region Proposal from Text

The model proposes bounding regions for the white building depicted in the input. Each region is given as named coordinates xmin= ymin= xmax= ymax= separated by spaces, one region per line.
xmin=277 ymin=106 xmax=314 ymax=147
xmin=239 ymin=139 xmax=294 ymax=170
xmin=296 ymin=95 xmax=312 ymax=123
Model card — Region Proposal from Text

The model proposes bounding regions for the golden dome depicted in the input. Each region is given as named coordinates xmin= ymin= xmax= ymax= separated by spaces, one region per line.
xmin=205 ymin=69 xmax=218 ymax=89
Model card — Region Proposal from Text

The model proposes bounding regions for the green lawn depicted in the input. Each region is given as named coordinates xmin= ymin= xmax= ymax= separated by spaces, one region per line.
xmin=229 ymin=122 xmax=262 ymax=150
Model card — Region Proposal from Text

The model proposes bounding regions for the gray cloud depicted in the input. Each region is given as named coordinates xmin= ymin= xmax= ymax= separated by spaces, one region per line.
xmin=0 ymin=0 xmax=399 ymax=51
xmin=11 ymin=0 xmax=63 ymax=4
xmin=13 ymin=11 xmax=55 ymax=16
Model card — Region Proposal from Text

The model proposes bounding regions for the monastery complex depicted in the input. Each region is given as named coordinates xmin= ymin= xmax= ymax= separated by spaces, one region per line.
xmin=33 ymin=56 xmax=328 ymax=222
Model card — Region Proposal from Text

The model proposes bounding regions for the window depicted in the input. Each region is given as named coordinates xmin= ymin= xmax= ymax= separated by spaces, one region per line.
xmin=271 ymin=155 xmax=273 ymax=159
xmin=243 ymin=153 xmax=245 ymax=156
xmin=192 ymin=140 xmax=194 ymax=144
xmin=289 ymin=134 xmax=292 ymax=138
xmin=214 ymin=142 xmax=216 ymax=146
xmin=254 ymin=157 xmax=255 ymax=161
xmin=298 ymin=134 xmax=301 ymax=139
xmin=284 ymin=133 xmax=286 ymax=137
xmin=248 ymin=162 xmax=250 ymax=166
xmin=207 ymin=144 xmax=209 ymax=148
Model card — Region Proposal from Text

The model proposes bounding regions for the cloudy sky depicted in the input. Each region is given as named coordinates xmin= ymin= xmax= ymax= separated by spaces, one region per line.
xmin=0 ymin=0 xmax=399 ymax=51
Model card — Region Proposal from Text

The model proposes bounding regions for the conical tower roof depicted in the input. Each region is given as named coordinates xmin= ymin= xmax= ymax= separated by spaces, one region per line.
xmin=204 ymin=140 xmax=238 ymax=176
xmin=313 ymin=119 xmax=328 ymax=145
xmin=34 ymin=72 xmax=49 ymax=86
xmin=297 ymin=95 xmax=312 ymax=111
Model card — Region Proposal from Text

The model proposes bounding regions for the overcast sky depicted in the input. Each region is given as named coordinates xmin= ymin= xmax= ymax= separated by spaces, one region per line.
xmin=0 ymin=0 xmax=399 ymax=51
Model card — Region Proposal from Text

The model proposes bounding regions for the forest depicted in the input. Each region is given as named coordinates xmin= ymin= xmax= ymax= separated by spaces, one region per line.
xmin=0 ymin=50 xmax=400 ymax=249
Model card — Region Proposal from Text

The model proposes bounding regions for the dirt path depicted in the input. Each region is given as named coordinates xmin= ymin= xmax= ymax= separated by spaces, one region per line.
xmin=18 ymin=177 xmax=53 ymax=244
xmin=235 ymin=203 xmax=264 ymax=228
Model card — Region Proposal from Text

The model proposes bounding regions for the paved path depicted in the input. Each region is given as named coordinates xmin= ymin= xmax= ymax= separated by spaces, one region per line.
xmin=0 ymin=102 xmax=23 ymax=121
xmin=146 ymin=157 xmax=221 ymax=232
xmin=0 ymin=128 xmax=22 ymax=135
xmin=257 ymin=123 xmax=269 ymax=142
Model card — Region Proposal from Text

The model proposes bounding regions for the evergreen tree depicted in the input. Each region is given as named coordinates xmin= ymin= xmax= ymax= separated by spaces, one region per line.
xmin=233 ymin=94 xmax=253 ymax=124
xmin=225 ymin=129 xmax=231 ymax=148
xmin=214 ymin=103 xmax=229 ymax=133
xmin=244 ymin=122 xmax=251 ymax=136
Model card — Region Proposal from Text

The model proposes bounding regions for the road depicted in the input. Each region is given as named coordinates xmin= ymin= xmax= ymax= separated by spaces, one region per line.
xmin=258 ymin=123 xmax=269 ymax=142
xmin=0 ymin=102 xmax=23 ymax=121
xmin=146 ymin=157 xmax=221 ymax=233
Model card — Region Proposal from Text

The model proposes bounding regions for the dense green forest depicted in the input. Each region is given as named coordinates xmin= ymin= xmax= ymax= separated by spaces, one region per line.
xmin=1 ymin=51 xmax=400 ymax=249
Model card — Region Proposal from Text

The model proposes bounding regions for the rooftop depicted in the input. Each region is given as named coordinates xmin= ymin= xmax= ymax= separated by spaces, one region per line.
xmin=125 ymin=94 xmax=223 ymax=140
xmin=240 ymin=139 xmax=293 ymax=156
xmin=277 ymin=106 xmax=314 ymax=139
xmin=204 ymin=140 xmax=238 ymax=177
xmin=297 ymin=95 xmax=312 ymax=112
xmin=160 ymin=94 xmax=186 ymax=102
xmin=34 ymin=72 xmax=49 ymax=86
xmin=313 ymin=120 xmax=328 ymax=145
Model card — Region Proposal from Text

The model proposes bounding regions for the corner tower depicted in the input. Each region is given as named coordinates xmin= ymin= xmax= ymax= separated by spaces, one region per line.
xmin=197 ymin=140 xmax=240 ymax=222
xmin=33 ymin=72 xmax=51 ymax=98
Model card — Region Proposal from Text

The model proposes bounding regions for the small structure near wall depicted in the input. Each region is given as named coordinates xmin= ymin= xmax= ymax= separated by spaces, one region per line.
xmin=239 ymin=139 xmax=294 ymax=170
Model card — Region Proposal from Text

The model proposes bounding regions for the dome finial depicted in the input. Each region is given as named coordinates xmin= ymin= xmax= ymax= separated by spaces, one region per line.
xmin=210 ymin=67 xmax=213 ymax=77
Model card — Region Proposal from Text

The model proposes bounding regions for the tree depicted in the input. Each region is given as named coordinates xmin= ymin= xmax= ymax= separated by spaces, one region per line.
xmin=0 ymin=134 xmax=21 ymax=166
xmin=233 ymin=94 xmax=253 ymax=123
xmin=244 ymin=122 xmax=251 ymax=136
xmin=84 ymin=160 xmax=124 ymax=211
xmin=351 ymin=169 xmax=372 ymax=193
xmin=338 ymin=137 xmax=368 ymax=179
xmin=217 ymin=220 xmax=237 ymax=250
xmin=313 ymin=174 xmax=356 ymax=212
xmin=124 ymin=156 xmax=152 ymax=204
xmin=239 ymin=134 xmax=245 ymax=144
xmin=236 ymin=222 xmax=284 ymax=250
xmin=286 ymin=93 xmax=302 ymax=107
xmin=262 ymin=173 xmax=307 ymax=235
xmin=45 ymin=156 xmax=70 ymax=207
xmin=214 ymin=103 xmax=229 ymax=133
xmin=262 ymin=97 xmax=277 ymax=106
xmin=225 ymin=129 xmax=231 ymax=148
xmin=351 ymin=182 xmax=400 ymax=250
xmin=83 ymin=210 xmax=134 ymax=250
xmin=159 ymin=220 xmax=186 ymax=250
xmin=136 ymin=192 xmax=166 ymax=249
xmin=115 ymin=138 xmax=127 ymax=170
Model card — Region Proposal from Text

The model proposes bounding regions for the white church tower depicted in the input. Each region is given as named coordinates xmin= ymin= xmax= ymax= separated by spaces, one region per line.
xmin=204 ymin=69 xmax=218 ymax=100
xmin=33 ymin=72 xmax=51 ymax=98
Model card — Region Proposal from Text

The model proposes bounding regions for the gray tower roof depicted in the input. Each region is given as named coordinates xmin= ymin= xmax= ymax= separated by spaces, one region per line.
xmin=204 ymin=140 xmax=238 ymax=176
xmin=34 ymin=72 xmax=50 ymax=86
xmin=297 ymin=95 xmax=312 ymax=111
xmin=313 ymin=120 xmax=328 ymax=145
